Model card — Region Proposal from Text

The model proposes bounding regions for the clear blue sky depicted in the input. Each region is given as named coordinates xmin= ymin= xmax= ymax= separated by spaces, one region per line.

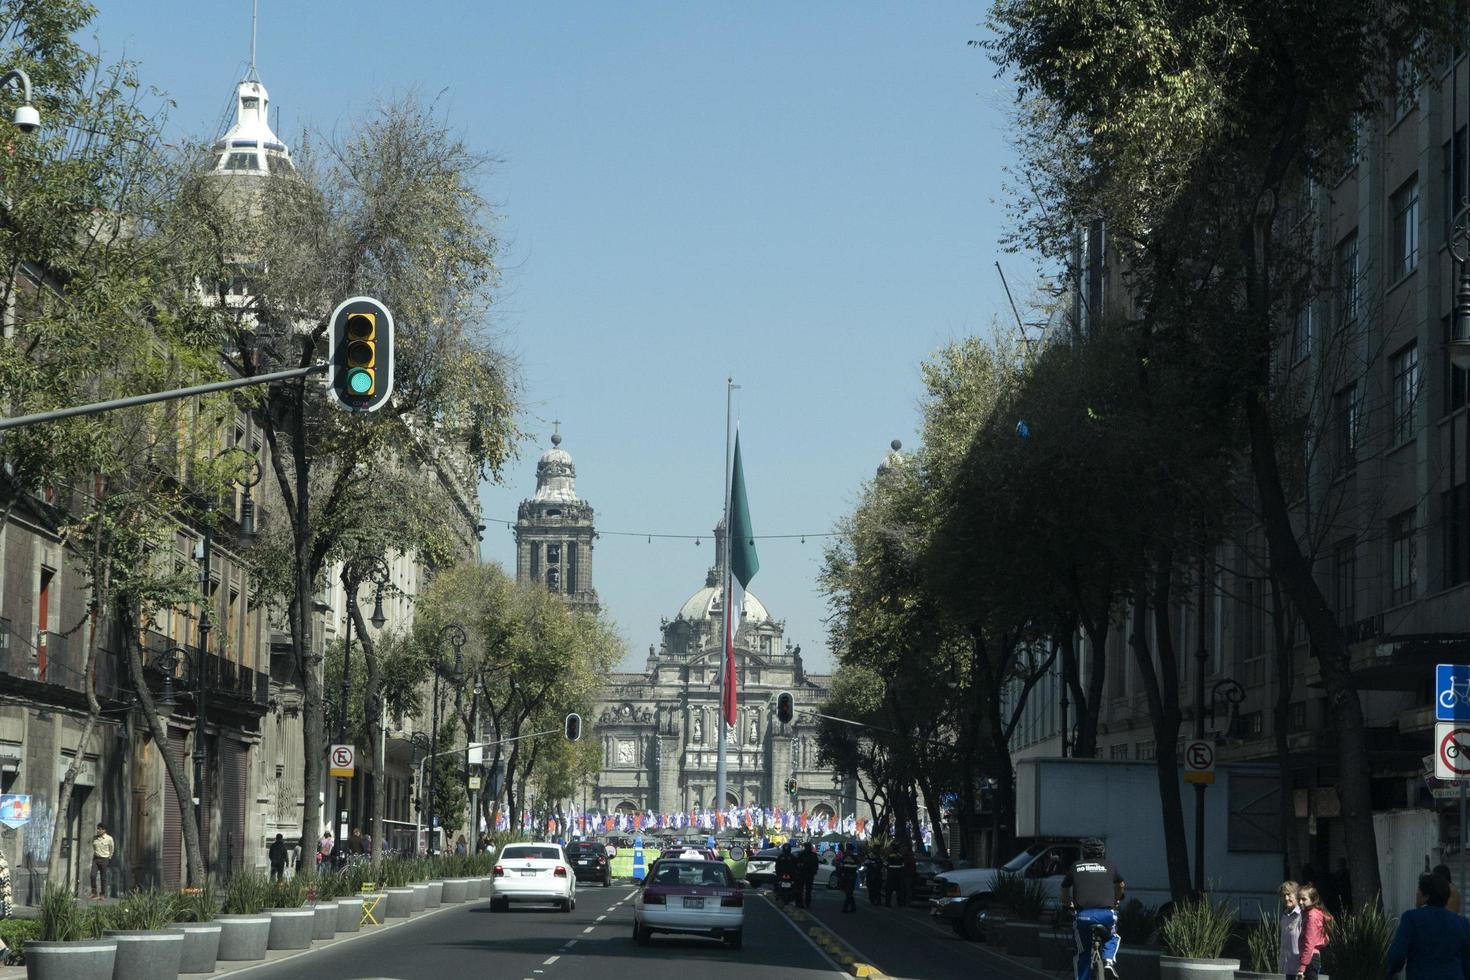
xmin=93 ymin=1 xmax=1021 ymax=673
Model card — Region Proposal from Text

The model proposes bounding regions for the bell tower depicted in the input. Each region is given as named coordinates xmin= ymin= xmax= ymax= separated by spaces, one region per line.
xmin=515 ymin=425 xmax=599 ymax=615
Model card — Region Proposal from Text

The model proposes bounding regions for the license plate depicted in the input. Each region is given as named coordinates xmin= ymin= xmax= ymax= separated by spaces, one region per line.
xmin=683 ymin=897 xmax=704 ymax=909
xmin=578 ymin=859 xmax=590 ymax=865
xmin=519 ymin=870 xmax=537 ymax=876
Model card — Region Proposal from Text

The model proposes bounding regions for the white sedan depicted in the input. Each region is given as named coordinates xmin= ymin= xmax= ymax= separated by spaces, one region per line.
xmin=490 ymin=842 xmax=577 ymax=912
xmin=633 ymin=856 xmax=744 ymax=949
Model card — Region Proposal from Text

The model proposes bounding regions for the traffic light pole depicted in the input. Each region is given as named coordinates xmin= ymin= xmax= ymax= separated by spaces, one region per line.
xmin=0 ymin=362 xmax=328 ymax=431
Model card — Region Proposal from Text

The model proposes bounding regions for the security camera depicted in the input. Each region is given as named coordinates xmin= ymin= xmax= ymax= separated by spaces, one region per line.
xmin=12 ymin=104 xmax=38 ymax=134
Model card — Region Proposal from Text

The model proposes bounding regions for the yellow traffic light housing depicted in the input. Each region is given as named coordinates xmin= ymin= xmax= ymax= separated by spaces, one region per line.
xmin=328 ymin=297 xmax=394 ymax=412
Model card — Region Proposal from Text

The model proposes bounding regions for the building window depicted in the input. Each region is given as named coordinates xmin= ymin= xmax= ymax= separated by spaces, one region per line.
xmin=1110 ymin=744 xmax=1129 ymax=760
xmin=1334 ymin=538 xmax=1356 ymax=626
xmin=1240 ymin=579 xmax=1267 ymax=686
xmin=1336 ymin=233 xmax=1359 ymax=329
xmin=1391 ymin=342 xmax=1419 ymax=446
xmin=1443 ymin=126 xmax=1466 ymax=234
xmin=1134 ymin=740 xmax=1155 ymax=761
xmin=1390 ymin=176 xmax=1419 ymax=279
xmin=1291 ymin=304 xmax=1313 ymax=364
xmin=1393 ymin=55 xmax=1419 ymax=122
xmin=567 ymin=542 xmax=578 ymax=594
xmin=1236 ymin=711 xmax=1265 ymax=739
xmin=1288 ymin=701 xmax=1307 ymax=732
xmin=1389 ymin=510 xmax=1417 ymax=606
xmin=547 ymin=543 xmax=561 ymax=565
xmin=1335 ymin=382 xmax=1362 ymax=471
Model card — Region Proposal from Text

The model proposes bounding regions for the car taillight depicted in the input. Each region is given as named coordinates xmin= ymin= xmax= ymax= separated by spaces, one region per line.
xmin=720 ymin=893 xmax=743 ymax=907
xmin=643 ymin=891 xmax=666 ymax=905
xmin=555 ymin=866 xmax=568 ymax=877
xmin=598 ymin=856 xmax=606 ymax=864
xmin=493 ymin=865 xmax=504 ymax=877
xmin=944 ymin=882 xmax=960 ymax=897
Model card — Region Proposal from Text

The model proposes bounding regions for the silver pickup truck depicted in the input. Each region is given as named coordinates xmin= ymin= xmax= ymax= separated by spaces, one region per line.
xmin=930 ymin=840 xmax=1081 ymax=940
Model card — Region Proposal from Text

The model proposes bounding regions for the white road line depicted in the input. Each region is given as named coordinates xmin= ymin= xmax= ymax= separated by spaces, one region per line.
xmin=605 ymin=906 xmax=618 ymax=912
xmin=543 ymin=955 xmax=560 ymax=965
xmin=562 ymin=940 xmax=578 ymax=949
xmin=595 ymin=915 xmax=607 ymax=922
xmin=582 ymin=926 xmax=595 ymax=933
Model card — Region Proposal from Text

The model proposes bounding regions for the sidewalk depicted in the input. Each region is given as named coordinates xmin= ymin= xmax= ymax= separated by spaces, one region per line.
xmin=0 ymin=895 xmax=473 ymax=980
xmin=779 ymin=886 xmax=1058 ymax=980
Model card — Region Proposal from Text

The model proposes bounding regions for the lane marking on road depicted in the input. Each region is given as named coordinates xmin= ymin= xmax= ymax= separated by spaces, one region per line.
xmin=561 ymin=940 xmax=578 ymax=950
xmin=543 ymin=955 xmax=560 ymax=965
xmin=595 ymin=915 xmax=607 ymax=922
xmin=759 ymin=893 xmax=851 ymax=976
xmin=605 ymin=906 xmax=618 ymax=912
xmin=582 ymin=926 xmax=595 ymax=933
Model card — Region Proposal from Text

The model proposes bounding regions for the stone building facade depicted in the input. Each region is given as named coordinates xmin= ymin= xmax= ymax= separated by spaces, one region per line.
xmin=511 ymin=436 xmax=855 ymax=821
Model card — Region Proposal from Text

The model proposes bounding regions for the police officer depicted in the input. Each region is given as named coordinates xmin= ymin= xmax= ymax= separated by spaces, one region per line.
xmin=1060 ymin=839 xmax=1125 ymax=980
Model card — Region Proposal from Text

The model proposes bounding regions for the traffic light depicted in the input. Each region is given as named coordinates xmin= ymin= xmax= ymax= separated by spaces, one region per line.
xmin=564 ymin=712 xmax=583 ymax=742
xmin=786 ymin=777 xmax=797 ymax=797
xmin=327 ymin=296 xmax=394 ymax=412
xmin=776 ymin=691 xmax=794 ymax=725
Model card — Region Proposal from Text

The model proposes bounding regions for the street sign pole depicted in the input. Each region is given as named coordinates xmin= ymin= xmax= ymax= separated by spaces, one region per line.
xmin=1462 ymin=780 xmax=1467 ymax=910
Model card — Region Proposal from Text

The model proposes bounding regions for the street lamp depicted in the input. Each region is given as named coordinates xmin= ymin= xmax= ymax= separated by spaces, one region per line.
xmin=156 ymin=645 xmax=207 ymax=875
xmin=0 ymin=68 xmax=39 ymax=133
xmin=236 ymin=456 xmax=264 ymax=547
xmin=1451 ymin=210 xmax=1470 ymax=368
xmin=426 ymin=623 xmax=466 ymax=853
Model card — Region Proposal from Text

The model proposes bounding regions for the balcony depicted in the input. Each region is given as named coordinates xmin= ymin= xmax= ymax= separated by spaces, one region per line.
xmin=0 ymin=619 xmax=125 ymax=706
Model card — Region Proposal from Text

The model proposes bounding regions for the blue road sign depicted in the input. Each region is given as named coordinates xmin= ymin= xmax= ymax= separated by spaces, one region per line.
xmin=632 ymin=834 xmax=646 ymax=882
xmin=1437 ymin=664 xmax=1470 ymax=721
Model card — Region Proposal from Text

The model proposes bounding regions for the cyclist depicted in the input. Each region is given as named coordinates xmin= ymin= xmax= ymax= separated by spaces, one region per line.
xmin=1060 ymin=838 xmax=1125 ymax=980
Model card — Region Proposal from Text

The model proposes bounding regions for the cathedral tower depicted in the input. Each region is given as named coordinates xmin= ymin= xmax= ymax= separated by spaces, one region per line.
xmin=515 ymin=428 xmax=599 ymax=614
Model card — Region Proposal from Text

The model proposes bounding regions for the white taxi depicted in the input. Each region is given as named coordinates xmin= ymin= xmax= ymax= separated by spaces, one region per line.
xmin=632 ymin=856 xmax=744 ymax=949
xmin=490 ymin=842 xmax=577 ymax=912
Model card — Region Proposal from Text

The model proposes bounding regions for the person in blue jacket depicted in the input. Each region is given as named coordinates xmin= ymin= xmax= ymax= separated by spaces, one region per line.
xmin=1385 ymin=872 xmax=1470 ymax=980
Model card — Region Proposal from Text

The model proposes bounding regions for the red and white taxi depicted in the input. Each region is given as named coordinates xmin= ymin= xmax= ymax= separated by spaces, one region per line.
xmin=490 ymin=842 xmax=577 ymax=912
xmin=632 ymin=857 xmax=744 ymax=949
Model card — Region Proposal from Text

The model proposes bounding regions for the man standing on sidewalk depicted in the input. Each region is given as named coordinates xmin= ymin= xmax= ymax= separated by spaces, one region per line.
xmin=90 ymin=824 xmax=114 ymax=899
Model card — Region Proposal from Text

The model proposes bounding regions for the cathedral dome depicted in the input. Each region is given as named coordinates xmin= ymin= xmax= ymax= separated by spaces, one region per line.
xmin=532 ymin=430 xmax=583 ymax=505
xmin=677 ymin=585 xmax=770 ymax=625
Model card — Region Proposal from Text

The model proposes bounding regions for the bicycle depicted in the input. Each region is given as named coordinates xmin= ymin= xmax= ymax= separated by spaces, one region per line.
xmin=1089 ymin=921 xmax=1115 ymax=980
xmin=1441 ymin=678 xmax=1470 ymax=710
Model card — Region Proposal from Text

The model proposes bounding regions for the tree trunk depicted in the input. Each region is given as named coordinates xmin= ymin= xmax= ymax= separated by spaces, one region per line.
xmin=123 ymin=604 xmax=204 ymax=884
xmin=296 ymin=549 xmax=325 ymax=862
xmin=1060 ymin=629 xmax=1087 ymax=757
xmin=1269 ymin=574 xmax=1303 ymax=879
xmin=346 ymin=586 xmax=386 ymax=870
xmin=1076 ymin=611 xmax=1109 ymax=759
xmin=1128 ymin=561 xmax=1193 ymax=902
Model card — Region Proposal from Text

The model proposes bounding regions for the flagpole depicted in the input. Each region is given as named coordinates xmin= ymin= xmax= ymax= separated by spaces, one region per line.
xmin=716 ymin=377 xmax=735 ymax=819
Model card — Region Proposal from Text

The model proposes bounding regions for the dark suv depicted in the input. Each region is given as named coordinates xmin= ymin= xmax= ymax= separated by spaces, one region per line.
xmin=565 ymin=840 xmax=612 ymax=886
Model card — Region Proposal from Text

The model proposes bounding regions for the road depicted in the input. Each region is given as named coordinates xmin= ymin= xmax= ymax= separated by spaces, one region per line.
xmin=238 ymin=884 xmax=845 ymax=980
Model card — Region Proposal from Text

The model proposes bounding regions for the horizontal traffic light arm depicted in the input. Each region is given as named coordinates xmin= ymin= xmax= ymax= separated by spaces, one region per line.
xmin=0 ymin=362 xmax=329 ymax=432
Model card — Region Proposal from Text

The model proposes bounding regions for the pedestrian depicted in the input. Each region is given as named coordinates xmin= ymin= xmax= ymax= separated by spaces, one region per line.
xmin=1424 ymin=864 xmax=1462 ymax=915
xmin=350 ymin=827 xmax=365 ymax=855
xmin=1385 ymin=872 xmax=1470 ymax=979
xmin=455 ymin=835 xmax=467 ymax=856
xmin=901 ymin=845 xmax=917 ymax=907
xmin=1295 ymin=884 xmax=1332 ymax=980
xmin=269 ymin=834 xmax=288 ymax=880
xmin=90 ymin=823 xmax=114 ymax=899
xmin=0 ymin=841 xmax=11 ymax=960
xmin=864 ymin=848 xmax=884 ymax=906
xmin=362 ymin=830 xmax=373 ymax=856
xmin=318 ymin=830 xmax=334 ymax=868
xmin=884 ymin=847 xmax=904 ymax=907
xmin=798 ymin=842 xmax=819 ymax=909
xmin=1060 ymin=838 xmax=1124 ymax=980
xmin=838 ymin=844 xmax=860 ymax=914
xmin=1278 ymin=880 xmax=1302 ymax=980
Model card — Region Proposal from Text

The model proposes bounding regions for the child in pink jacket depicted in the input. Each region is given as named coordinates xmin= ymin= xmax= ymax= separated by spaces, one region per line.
xmin=1296 ymin=884 xmax=1331 ymax=979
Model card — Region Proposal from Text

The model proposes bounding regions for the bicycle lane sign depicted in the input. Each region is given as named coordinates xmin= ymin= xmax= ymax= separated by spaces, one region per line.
xmin=1436 ymin=723 xmax=1470 ymax=780
xmin=1437 ymin=664 xmax=1470 ymax=722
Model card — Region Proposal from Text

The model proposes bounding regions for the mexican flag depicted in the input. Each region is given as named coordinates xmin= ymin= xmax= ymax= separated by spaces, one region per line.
xmin=724 ymin=431 xmax=759 ymax=727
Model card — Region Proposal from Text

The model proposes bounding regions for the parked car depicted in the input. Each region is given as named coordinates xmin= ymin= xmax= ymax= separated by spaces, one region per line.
xmin=564 ymin=840 xmax=612 ymax=886
xmin=490 ymin=842 xmax=577 ymax=912
xmin=633 ymin=857 xmax=744 ymax=949
xmin=745 ymin=846 xmax=781 ymax=886
xmin=911 ymin=856 xmax=955 ymax=900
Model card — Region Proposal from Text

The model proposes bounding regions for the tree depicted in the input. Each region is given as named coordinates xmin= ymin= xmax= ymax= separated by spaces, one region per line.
xmin=180 ymin=97 xmax=520 ymax=859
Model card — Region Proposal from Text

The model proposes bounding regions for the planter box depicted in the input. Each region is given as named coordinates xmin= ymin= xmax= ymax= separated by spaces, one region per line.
xmin=383 ymin=888 xmax=415 ymax=919
xmin=440 ymin=879 xmax=470 ymax=903
xmin=266 ymin=908 xmax=315 ymax=950
xmin=1040 ymin=932 xmax=1074 ymax=972
xmin=24 ymin=939 xmax=118 ymax=980
xmin=174 ymin=923 xmax=221 ymax=974
xmin=424 ymin=881 xmax=443 ymax=908
xmin=335 ymin=897 xmax=364 ymax=933
xmin=1236 ymin=972 xmax=1329 ymax=980
xmin=478 ymin=877 xmax=493 ymax=899
xmin=104 ymin=929 xmax=184 ymax=980
xmin=1161 ymin=955 xmax=1241 ymax=980
xmin=1004 ymin=920 xmax=1046 ymax=958
xmin=410 ymin=884 xmax=429 ymax=913
xmin=311 ymin=902 xmax=339 ymax=940
xmin=214 ymin=915 xmax=271 ymax=961
xmin=982 ymin=911 xmax=1009 ymax=947
xmin=1119 ymin=947 xmax=1165 ymax=980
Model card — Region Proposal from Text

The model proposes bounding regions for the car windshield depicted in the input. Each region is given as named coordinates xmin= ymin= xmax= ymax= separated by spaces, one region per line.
xmin=566 ymin=843 xmax=602 ymax=856
xmin=754 ymin=848 xmax=781 ymax=860
xmin=1000 ymin=844 xmax=1048 ymax=873
xmin=651 ymin=861 xmax=733 ymax=887
xmin=501 ymin=845 xmax=562 ymax=861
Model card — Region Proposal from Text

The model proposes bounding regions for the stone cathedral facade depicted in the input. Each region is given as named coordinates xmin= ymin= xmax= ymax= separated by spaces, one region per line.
xmin=512 ymin=434 xmax=853 ymax=820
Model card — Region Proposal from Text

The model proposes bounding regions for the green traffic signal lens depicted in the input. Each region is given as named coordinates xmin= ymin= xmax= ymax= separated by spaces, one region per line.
xmin=346 ymin=367 xmax=375 ymax=395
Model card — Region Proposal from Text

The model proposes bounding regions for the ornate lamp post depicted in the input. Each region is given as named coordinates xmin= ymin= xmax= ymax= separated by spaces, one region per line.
xmin=235 ymin=456 xmax=264 ymax=547
xmin=426 ymin=623 xmax=466 ymax=853
xmin=157 ymin=644 xmax=208 ymax=874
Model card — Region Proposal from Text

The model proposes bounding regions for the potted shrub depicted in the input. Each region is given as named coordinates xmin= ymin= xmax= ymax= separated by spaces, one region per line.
xmin=104 ymin=888 xmax=185 ymax=980
xmin=1115 ymin=899 xmax=1164 ymax=980
xmin=265 ymin=874 xmax=314 ymax=950
xmin=167 ymin=886 xmax=222 ymax=975
xmin=0 ymin=917 xmax=41 ymax=965
xmin=408 ymin=859 xmax=431 ymax=913
xmin=475 ymin=854 xmax=495 ymax=899
xmin=1161 ymin=896 xmax=1239 ymax=980
xmin=422 ymin=857 xmax=443 ymax=909
xmin=1321 ymin=903 xmax=1388 ymax=980
xmin=331 ymin=868 xmax=365 ymax=933
xmin=382 ymin=858 xmax=416 ymax=919
xmin=304 ymin=873 xmax=340 ymax=941
xmin=216 ymin=873 xmax=272 ymax=962
xmin=1002 ymin=877 xmax=1051 ymax=957
xmin=983 ymin=872 xmax=1021 ymax=947
xmin=25 ymin=885 xmax=119 ymax=980
xmin=440 ymin=856 xmax=471 ymax=903
xmin=1236 ymin=910 xmax=1280 ymax=980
